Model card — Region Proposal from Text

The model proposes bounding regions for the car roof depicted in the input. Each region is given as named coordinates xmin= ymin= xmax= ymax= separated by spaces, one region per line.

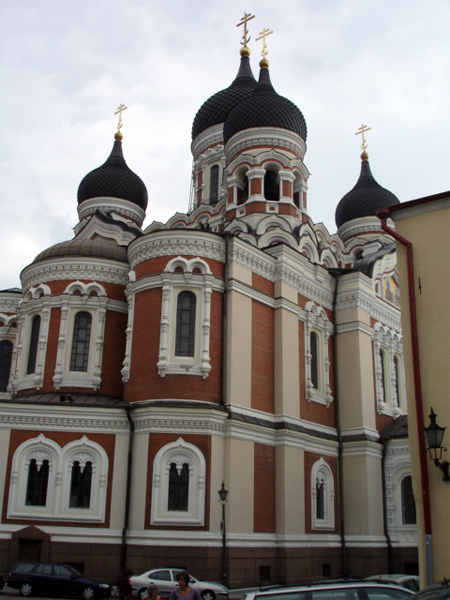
xmin=253 ymin=582 xmax=414 ymax=595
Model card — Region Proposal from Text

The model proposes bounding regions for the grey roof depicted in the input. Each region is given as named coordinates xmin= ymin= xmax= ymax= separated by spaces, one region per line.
xmin=77 ymin=140 xmax=148 ymax=210
xmin=3 ymin=393 xmax=128 ymax=407
xmin=223 ymin=67 xmax=307 ymax=144
xmin=353 ymin=243 xmax=396 ymax=277
xmin=335 ymin=158 xmax=399 ymax=228
xmin=191 ymin=55 xmax=257 ymax=140
xmin=380 ymin=414 xmax=409 ymax=439
xmin=33 ymin=236 xmax=129 ymax=264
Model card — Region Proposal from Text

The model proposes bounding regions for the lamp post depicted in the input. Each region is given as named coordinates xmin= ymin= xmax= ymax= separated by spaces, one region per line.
xmin=424 ymin=407 xmax=450 ymax=481
xmin=218 ymin=481 xmax=229 ymax=588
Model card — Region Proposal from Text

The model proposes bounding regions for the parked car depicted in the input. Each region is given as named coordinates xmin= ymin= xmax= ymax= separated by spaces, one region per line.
xmin=247 ymin=581 xmax=415 ymax=600
xmin=8 ymin=561 xmax=112 ymax=600
xmin=129 ymin=568 xmax=227 ymax=600
xmin=365 ymin=575 xmax=420 ymax=592
xmin=408 ymin=580 xmax=450 ymax=600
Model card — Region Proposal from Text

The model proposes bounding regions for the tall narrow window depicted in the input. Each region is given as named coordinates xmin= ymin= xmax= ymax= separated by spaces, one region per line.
xmin=210 ymin=165 xmax=219 ymax=204
xmin=27 ymin=315 xmax=41 ymax=375
xmin=69 ymin=461 xmax=93 ymax=508
xmin=394 ymin=355 xmax=400 ymax=407
xmin=175 ymin=292 xmax=196 ymax=357
xmin=316 ymin=478 xmax=325 ymax=520
xmin=26 ymin=458 xmax=49 ymax=506
xmin=264 ymin=170 xmax=279 ymax=201
xmin=379 ymin=350 xmax=386 ymax=403
xmin=70 ymin=312 xmax=92 ymax=372
xmin=168 ymin=462 xmax=189 ymax=511
xmin=401 ymin=476 xmax=416 ymax=524
xmin=0 ymin=340 xmax=13 ymax=392
xmin=310 ymin=332 xmax=319 ymax=390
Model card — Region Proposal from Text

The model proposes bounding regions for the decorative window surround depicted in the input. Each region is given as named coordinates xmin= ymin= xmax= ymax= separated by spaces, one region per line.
xmin=7 ymin=434 xmax=108 ymax=522
xmin=311 ymin=457 xmax=335 ymax=530
xmin=11 ymin=285 xmax=52 ymax=393
xmin=53 ymin=281 xmax=108 ymax=391
xmin=151 ymin=437 xmax=206 ymax=526
xmin=157 ymin=257 xmax=214 ymax=379
xmin=303 ymin=302 xmax=333 ymax=407
xmin=0 ymin=314 xmax=18 ymax=399
xmin=373 ymin=322 xmax=405 ymax=416
xmin=121 ymin=277 xmax=135 ymax=384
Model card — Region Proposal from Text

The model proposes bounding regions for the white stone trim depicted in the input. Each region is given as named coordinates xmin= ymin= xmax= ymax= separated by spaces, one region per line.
xmin=225 ymin=127 xmax=306 ymax=162
xmin=7 ymin=434 xmax=108 ymax=522
xmin=77 ymin=197 xmax=146 ymax=227
xmin=372 ymin=322 xmax=406 ymax=416
xmin=303 ymin=302 xmax=333 ymax=407
xmin=151 ymin=437 xmax=206 ymax=526
xmin=311 ymin=457 xmax=335 ymax=530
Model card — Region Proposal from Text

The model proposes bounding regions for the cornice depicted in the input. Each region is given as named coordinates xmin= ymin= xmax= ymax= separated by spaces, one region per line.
xmin=21 ymin=259 xmax=130 ymax=289
xmin=191 ymin=124 xmax=224 ymax=160
xmin=128 ymin=230 xmax=226 ymax=268
xmin=225 ymin=127 xmax=306 ymax=162
xmin=0 ymin=293 xmax=22 ymax=313
xmin=77 ymin=197 xmax=145 ymax=227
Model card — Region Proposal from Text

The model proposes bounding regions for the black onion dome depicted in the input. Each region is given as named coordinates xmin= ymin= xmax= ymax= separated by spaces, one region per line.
xmin=335 ymin=158 xmax=400 ymax=229
xmin=33 ymin=237 xmax=128 ymax=264
xmin=77 ymin=140 xmax=148 ymax=210
xmin=192 ymin=55 xmax=257 ymax=140
xmin=223 ymin=67 xmax=307 ymax=144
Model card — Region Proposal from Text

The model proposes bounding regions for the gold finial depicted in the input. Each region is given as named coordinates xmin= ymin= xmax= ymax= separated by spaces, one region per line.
xmin=256 ymin=27 xmax=273 ymax=68
xmin=114 ymin=103 xmax=128 ymax=141
xmin=237 ymin=13 xmax=255 ymax=57
xmin=355 ymin=124 xmax=371 ymax=159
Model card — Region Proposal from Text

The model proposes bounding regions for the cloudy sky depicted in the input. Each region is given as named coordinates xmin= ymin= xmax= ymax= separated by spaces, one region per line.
xmin=1 ymin=0 xmax=449 ymax=290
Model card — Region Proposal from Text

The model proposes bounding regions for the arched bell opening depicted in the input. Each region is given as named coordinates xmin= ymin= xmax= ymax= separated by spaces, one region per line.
xmin=264 ymin=169 xmax=280 ymax=201
xmin=293 ymin=172 xmax=303 ymax=209
xmin=236 ymin=167 xmax=249 ymax=206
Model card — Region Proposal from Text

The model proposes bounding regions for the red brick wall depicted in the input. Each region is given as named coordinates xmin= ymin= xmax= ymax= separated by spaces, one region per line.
xmin=252 ymin=274 xmax=275 ymax=297
xmin=134 ymin=256 xmax=224 ymax=280
xmin=251 ymin=301 xmax=274 ymax=413
xmin=145 ymin=432 xmax=211 ymax=530
xmin=2 ymin=429 xmax=116 ymax=527
xmin=304 ymin=451 xmax=338 ymax=535
xmin=250 ymin=178 xmax=262 ymax=196
xmin=254 ymin=443 xmax=276 ymax=533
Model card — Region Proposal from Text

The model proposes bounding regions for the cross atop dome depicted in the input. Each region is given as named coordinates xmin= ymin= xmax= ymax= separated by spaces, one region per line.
xmin=256 ymin=27 xmax=273 ymax=68
xmin=355 ymin=123 xmax=371 ymax=160
xmin=114 ymin=103 xmax=128 ymax=141
xmin=236 ymin=13 xmax=255 ymax=57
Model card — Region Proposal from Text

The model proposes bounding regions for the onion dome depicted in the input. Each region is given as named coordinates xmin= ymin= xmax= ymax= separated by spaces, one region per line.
xmin=192 ymin=52 xmax=257 ymax=140
xmin=335 ymin=153 xmax=399 ymax=228
xmin=77 ymin=139 xmax=148 ymax=210
xmin=223 ymin=65 xmax=307 ymax=144
xmin=33 ymin=237 xmax=128 ymax=265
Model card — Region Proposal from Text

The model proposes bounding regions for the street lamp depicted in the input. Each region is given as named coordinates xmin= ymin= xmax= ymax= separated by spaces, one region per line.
xmin=424 ymin=407 xmax=450 ymax=481
xmin=218 ymin=481 xmax=229 ymax=588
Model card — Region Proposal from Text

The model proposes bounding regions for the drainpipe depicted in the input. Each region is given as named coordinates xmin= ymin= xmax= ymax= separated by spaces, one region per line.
xmin=120 ymin=405 xmax=135 ymax=576
xmin=328 ymin=269 xmax=347 ymax=577
xmin=380 ymin=437 xmax=394 ymax=573
xmin=377 ymin=209 xmax=433 ymax=585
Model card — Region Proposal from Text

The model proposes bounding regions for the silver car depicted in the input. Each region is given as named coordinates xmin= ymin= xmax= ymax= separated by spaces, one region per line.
xmin=130 ymin=568 xmax=228 ymax=600
xmin=249 ymin=581 xmax=414 ymax=600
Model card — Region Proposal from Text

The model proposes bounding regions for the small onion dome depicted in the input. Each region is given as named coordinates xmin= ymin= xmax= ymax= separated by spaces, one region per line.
xmin=191 ymin=54 xmax=257 ymax=141
xmin=223 ymin=66 xmax=307 ymax=144
xmin=33 ymin=237 xmax=128 ymax=265
xmin=335 ymin=155 xmax=400 ymax=229
xmin=77 ymin=140 xmax=148 ymax=210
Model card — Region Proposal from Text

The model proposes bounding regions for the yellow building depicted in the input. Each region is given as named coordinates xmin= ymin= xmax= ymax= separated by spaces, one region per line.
xmin=378 ymin=192 xmax=450 ymax=586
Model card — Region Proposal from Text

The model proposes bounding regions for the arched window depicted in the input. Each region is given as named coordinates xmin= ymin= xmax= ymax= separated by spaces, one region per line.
xmin=210 ymin=165 xmax=219 ymax=204
xmin=401 ymin=476 xmax=416 ymax=524
xmin=69 ymin=461 xmax=93 ymax=509
xmin=311 ymin=457 xmax=335 ymax=529
xmin=70 ymin=311 xmax=92 ymax=372
xmin=379 ymin=349 xmax=387 ymax=403
xmin=264 ymin=170 xmax=279 ymax=201
xmin=316 ymin=477 xmax=325 ymax=520
xmin=168 ymin=462 xmax=189 ymax=511
xmin=394 ymin=355 xmax=400 ymax=407
xmin=310 ymin=332 xmax=319 ymax=390
xmin=0 ymin=340 xmax=13 ymax=392
xmin=175 ymin=292 xmax=196 ymax=357
xmin=237 ymin=173 xmax=249 ymax=206
xmin=27 ymin=315 xmax=41 ymax=374
xmin=26 ymin=458 xmax=49 ymax=506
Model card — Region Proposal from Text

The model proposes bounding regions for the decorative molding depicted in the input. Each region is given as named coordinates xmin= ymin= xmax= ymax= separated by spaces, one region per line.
xmin=77 ymin=197 xmax=145 ymax=227
xmin=21 ymin=259 xmax=129 ymax=289
xmin=225 ymin=127 xmax=306 ymax=162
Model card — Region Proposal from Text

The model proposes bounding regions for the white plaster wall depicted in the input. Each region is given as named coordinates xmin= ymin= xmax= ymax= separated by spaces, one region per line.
xmin=274 ymin=306 xmax=300 ymax=418
xmin=276 ymin=444 xmax=304 ymax=534
xmin=226 ymin=290 xmax=252 ymax=407
xmin=210 ymin=434 xmax=226 ymax=533
xmin=127 ymin=431 xmax=149 ymax=530
xmin=225 ymin=437 xmax=254 ymax=533
xmin=0 ymin=427 xmax=11 ymax=519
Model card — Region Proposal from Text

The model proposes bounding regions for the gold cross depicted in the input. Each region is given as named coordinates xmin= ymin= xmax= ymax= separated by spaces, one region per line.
xmin=256 ymin=27 xmax=274 ymax=60
xmin=355 ymin=124 xmax=371 ymax=152
xmin=236 ymin=13 xmax=255 ymax=49
xmin=114 ymin=103 xmax=128 ymax=133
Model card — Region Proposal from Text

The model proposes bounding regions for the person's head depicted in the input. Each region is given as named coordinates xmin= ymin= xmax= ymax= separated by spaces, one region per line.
xmin=146 ymin=585 xmax=159 ymax=599
xmin=176 ymin=572 xmax=190 ymax=586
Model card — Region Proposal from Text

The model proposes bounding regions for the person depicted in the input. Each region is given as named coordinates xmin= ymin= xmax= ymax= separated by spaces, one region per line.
xmin=146 ymin=584 xmax=160 ymax=600
xmin=119 ymin=569 xmax=134 ymax=600
xmin=169 ymin=571 xmax=201 ymax=600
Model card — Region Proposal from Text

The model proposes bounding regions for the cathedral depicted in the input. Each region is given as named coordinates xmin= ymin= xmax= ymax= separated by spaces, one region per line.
xmin=0 ymin=18 xmax=418 ymax=588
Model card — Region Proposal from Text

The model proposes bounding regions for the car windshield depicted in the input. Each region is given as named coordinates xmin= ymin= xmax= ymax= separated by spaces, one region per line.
xmin=414 ymin=588 xmax=450 ymax=600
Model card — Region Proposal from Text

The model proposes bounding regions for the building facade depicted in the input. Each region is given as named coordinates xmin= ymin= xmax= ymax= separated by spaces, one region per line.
xmin=0 ymin=41 xmax=418 ymax=587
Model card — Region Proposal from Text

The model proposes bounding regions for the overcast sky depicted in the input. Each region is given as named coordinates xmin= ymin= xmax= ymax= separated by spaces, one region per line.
xmin=1 ymin=0 xmax=449 ymax=290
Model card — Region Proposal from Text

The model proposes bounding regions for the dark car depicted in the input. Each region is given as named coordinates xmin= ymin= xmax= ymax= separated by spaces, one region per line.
xmin=408 ymin=581 xmax=450 ymax=600
xmin=8 ymin=561 xmax=112 ymax=600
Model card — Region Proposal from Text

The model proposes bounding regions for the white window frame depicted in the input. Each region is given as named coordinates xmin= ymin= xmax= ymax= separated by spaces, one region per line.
xmin=157 ymin=257 xmax=214 ymax=379
xmin=7 ymin=434 xmax=108 ymax=522
xmin=151 ymin=437 xmax=206 ymax=526
xmin=373 ymin=322 xmax=406 ymax=416
xmin=53 ymin=281 xmax=108 ymax=390
xmin=311 ymin=457 xmax=335 ymax=530
xmin=0 ymin=314 xmax=18 ymax=398
xmin=304 ymin=301 xmax=333 ymax=407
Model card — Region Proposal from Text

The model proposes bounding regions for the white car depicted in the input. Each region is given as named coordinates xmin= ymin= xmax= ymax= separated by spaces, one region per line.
xmin=365 ymin=575 xmax=420 ymax=593
xmin=130 ymin=568 xmax=228 ymax=600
